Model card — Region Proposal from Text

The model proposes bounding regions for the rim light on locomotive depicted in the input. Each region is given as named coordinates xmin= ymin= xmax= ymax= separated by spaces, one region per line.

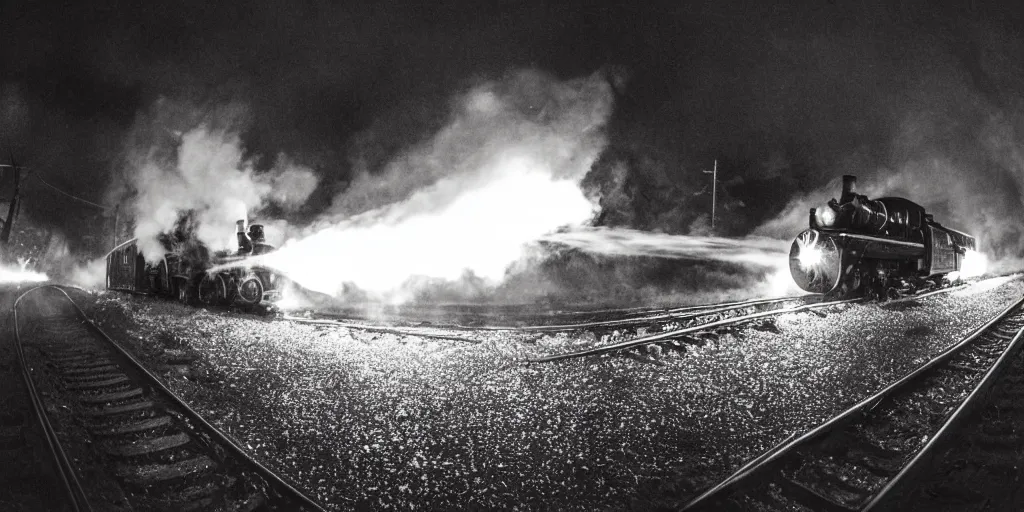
xmin=790 ymin=175 xmax=978 ymax=298
xmin=814 ymin=204 xmax=837 ymax=227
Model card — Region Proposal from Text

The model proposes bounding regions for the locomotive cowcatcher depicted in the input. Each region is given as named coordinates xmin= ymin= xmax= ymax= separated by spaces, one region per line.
xmin=789 ymin=175 xmax=976 ymax=298
xmin=106 ymin=219 xmax=283 ymax=307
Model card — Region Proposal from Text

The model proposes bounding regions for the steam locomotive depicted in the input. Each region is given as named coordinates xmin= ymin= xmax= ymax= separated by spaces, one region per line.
xmin=789 ymin=175 xmax=976 ymax=298
xmin=106 ymin=219 xmax=283 ymax=307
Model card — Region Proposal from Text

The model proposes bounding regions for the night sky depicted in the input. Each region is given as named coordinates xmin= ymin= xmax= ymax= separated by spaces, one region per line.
xmin=3 ymin=0 xmax=1024 ymax=258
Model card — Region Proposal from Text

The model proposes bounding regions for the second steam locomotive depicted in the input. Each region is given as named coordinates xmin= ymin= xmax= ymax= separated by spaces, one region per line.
xmin=789 ymin=175 xmax=976 ymax=298
xmin=107 ymin=219 xmax=283 ymax=308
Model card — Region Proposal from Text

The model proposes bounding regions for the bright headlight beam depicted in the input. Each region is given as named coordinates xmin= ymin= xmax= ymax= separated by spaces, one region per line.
xmin=798 ymin=245 xmax=823 ymax=268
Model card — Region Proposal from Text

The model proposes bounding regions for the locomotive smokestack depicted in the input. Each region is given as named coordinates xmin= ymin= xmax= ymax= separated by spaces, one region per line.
xmin=841 ymin=175 xmax=857 ymax=202
xmin=236 ymin=219 xmax=253 ymax=254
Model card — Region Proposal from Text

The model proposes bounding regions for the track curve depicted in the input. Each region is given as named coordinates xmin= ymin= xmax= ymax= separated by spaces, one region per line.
xmin=680 ymin=292 xmax=1024 ymax=511
xmin=12 ymin=285 xmax=326 ymax=512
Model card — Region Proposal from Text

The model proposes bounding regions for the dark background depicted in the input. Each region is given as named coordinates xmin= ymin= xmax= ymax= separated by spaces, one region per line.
xmin=2 ymin=0 xmax=1023 ymax=258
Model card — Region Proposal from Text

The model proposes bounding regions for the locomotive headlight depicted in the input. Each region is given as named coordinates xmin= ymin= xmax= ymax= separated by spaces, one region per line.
xmin=798 ymin=244 xmax=823 ymax=268
xmin=816 ymin=205 xmax=837 ymax=227
xmin=795 ymin=229 xmax=824 ymax=269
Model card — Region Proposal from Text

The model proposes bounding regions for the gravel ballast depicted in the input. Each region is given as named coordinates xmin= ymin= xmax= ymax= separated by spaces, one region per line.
xmin=77 ymin=276 xmax=1024 ymax=510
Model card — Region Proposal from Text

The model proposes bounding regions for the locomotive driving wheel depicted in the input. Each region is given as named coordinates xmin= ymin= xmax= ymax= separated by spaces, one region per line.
xmin=198 ymin=274 xmax=226 ymax=306
xmin=236 ymin=276 xmax=264 ymax=305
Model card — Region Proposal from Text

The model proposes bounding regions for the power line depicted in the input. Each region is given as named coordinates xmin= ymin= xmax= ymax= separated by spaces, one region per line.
xmin=32 ymin=174 xmax=113 ymax=209
xmin=0 ymin=165 xmax=113 ymax=211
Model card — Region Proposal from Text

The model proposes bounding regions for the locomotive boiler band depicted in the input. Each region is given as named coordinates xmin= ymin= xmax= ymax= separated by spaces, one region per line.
xmin=789 ymin=175 xmax=976 ymax=298
xmin=106 ymin=219 xmax=283 ymax=307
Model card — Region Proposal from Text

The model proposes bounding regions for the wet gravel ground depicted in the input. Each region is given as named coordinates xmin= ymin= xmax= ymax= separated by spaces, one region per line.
xmin=75 ymin=276 xmax=1024 ymax=511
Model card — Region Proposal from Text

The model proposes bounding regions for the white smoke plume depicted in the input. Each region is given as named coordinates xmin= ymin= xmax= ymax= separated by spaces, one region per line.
xmin=68 ymin=257 xmax=106 ymax=288
xmin=536 ymin=227 xmax=800 ymax=301
xmin=540 ymin=227 xmax=788 ymax=266
xmin=249 ymin=69 xmax=614 ymax=300
xmin=125 ymin=117 xmax=319 ymax=260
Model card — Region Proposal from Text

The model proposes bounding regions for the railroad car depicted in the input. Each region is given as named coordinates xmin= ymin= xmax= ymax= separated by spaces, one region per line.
xmin=789 ymin=175 xmax=976 ymax=298
xmin=107 ymin=219 xmax=283 ymax=307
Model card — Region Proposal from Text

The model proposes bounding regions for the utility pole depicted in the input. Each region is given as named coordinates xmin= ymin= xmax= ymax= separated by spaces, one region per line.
xmin=702 ymin=159 xmax=718 ymax=232
xmin=112 ymin=203 xmax=120 ymax=248
xmin=1 ymin=157 xmax=22 ymax=247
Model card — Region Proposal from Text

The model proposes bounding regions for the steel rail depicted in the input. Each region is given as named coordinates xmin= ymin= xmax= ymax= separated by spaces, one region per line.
xmin=15 ymin=285 xmax=327 ymax=512
xmin=11 ymin=286 xmax=93 ymax=512
xmin=526 ymin=297 xmax=864 ymax=363
xmin=293 ymin=296 xmax=805 ymax=339
xmin=527 ymin=279 xmax=975 ymax=363
xmin=463 ymin=296 xmax=807 ymax=332
xmin=310 ymin=296 xmax=812 ymax=332
xmin=862 ymin=303 xmax=1024 ymax=510
xmin=679 ymin=293 xmax=1024 ymax=511
xmin=280 ymin=315 xmax=483 ymax=343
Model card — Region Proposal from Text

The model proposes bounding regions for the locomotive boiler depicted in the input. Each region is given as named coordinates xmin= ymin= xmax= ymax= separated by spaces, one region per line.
xmin=106 ymin=219 xmax=283 ymax=308
xmin=789 ymin=175 xmax=976 ymax=298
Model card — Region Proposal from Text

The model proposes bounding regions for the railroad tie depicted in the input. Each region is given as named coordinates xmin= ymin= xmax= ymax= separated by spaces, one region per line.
xmin=115 ymin=455 xmax=217 ymax=486
xmin=58 ymin=357 xmax=117 ymax=368
xmin=65 ymin=375 xmax=130 ymax=391
xmin=91 ymin=415 xmax=172 ymax=436
xmin=62 ymin=364 xmax=118 ymax=376
xmin=81 ymin=399 xmax=155 ymax=418
xmin=774 ymin=475 xmax=858 ymax=512
xmin=944 ymin=362 xmax=985 ymax=373
xmin=743 ymin=488 xmax=793 ymax=511
xmin=812 ymin=464 xmax=876 ymax=495
xmin=78 ymin=387 xmax=143 ymax=405
xmin=49 ymin=353 xmax=102 ymax=365
xmin=102 ymin=432 xmax=191 ymax=458
xmin=63 ymin=371 xmax=127 ymax=384
xmin=139 ymin=479 xmax=240 ymax=512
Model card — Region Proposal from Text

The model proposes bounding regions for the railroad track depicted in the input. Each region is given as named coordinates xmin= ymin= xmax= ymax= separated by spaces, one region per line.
xmin=680 ymin=293 xmax=1024 ymax=511
xmin=527 ymin=297 xmax=862 ymax=363
xmin=527 ymin=282 xmax=973 ymax=363
xmin=286 ymin=296 xmax=817 ymax=345
xmin=12 ymin=285 xmax=325 ymax=512
xmin=468 ymin=296 xmax=811 ymax=332
xmin=879 ymin=313 xmax=1024 ymax=510
xmin=290 ymin=282 xmax=972 ymax=356
xmin=317 ymin=296 xmax=809 ymax=331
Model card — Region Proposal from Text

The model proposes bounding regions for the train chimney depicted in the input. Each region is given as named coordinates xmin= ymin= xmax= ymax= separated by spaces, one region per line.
xmin=248 ymin=224 xmax=265 ymax=244
xmin=841 ymin=175 xmax=857 ymax=202
xmin=236 ymin=219 xmax=253 ymax=254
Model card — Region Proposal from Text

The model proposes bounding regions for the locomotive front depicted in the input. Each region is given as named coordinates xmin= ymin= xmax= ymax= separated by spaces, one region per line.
xmin=197 ymin=220 xmax=284 ymax=307
xmin=789 ymin=175 xmax=974 ymax=297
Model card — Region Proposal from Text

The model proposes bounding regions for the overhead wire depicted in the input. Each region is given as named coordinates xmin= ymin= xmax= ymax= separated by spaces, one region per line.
xmin=30 ymin=173 xmax=113 ymax=211
xmin=0 ymin=164 xmax=114 ymax=211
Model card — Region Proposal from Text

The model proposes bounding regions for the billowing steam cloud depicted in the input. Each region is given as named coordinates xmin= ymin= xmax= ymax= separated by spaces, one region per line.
xmin=123 ymin=111 xmax=319 ymax=260
xmin=250 ymin=70 xmax=613 ymax=300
